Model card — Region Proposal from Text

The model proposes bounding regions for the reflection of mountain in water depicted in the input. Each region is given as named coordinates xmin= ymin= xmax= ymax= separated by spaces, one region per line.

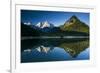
xmin=36 ymin=46 xmax=54 ymax=53
xmin=21 ymin=38 xmax=89 ymax=58
xmin=59 ymin=40 xmax=89 ymax=58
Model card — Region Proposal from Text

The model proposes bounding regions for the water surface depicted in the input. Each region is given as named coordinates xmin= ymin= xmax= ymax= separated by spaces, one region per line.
xmin=21 ymin=38 xmax=89 ymax=63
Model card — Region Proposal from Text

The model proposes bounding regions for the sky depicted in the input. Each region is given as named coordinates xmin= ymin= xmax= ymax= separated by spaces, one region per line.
xmin=21 ymin=10 xmax=90 ymax=26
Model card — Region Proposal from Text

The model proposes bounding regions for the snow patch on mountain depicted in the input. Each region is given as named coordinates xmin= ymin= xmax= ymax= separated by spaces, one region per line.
xmin=35 ymin=21 xmax=54 ymax=28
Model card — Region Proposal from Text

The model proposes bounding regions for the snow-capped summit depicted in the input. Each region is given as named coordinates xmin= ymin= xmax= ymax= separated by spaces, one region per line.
xmin=41 ymin=21 xmax=53 ymax=28
xmin=35 ymin=21 xmax=54 ymax=28
xmin=24 ymin=22 xmax=31 ymax=25
xmin=35 ymin=22 xmax=41 ymax=27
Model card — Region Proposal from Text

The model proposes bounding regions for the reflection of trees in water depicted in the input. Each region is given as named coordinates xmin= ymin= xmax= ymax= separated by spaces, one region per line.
xmin=21 ymin=38 xmax=89 ymax=58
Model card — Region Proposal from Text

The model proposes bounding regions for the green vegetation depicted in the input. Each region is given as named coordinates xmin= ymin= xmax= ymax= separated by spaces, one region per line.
xmin=60 ymin=15 xmax=89 ymax=34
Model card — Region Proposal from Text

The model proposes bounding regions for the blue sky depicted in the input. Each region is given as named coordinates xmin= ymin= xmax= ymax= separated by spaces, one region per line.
xmin=21 ymin=10 xmax=90 ymax=26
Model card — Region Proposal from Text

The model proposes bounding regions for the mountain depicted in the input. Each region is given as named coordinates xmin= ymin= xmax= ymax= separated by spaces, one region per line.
xmin=60 ymin=15 xmax=89 ymax=34
xmin=21 ymin=22 xmax=40 ymax=36
xmin=35 ymin=21 xmax=54 ymax=29
xmin=32 ymin=21 xmax=56 ymax=32
xmin=21 ymin=15 xmax=89 ymax=37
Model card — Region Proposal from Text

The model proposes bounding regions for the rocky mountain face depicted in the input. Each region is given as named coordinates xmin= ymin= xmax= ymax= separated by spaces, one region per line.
xmin=60 ymin=15 xmax=89 ymax=33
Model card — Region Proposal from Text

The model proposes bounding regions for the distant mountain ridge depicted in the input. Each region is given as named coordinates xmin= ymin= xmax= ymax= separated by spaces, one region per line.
xmin=29 ymin=21 xmax=55 ymax=33
xmin=21 ymin=15 xmax=89 ymax=37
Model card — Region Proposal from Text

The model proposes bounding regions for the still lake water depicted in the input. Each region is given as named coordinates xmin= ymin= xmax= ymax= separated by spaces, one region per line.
xmin=21 ymin=38 xmax=89 ymax=63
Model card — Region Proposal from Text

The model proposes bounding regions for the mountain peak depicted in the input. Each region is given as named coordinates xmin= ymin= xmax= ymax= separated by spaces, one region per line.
xmin=41 ymin=21 xmax=50 ymax=28
xmin=35 ymin=22 xmax=41 ymax=27
xmin=67 ymin=15 xmax=80 ymax=23
xmin=60 ymin=15 xmax=89 ymax=33
xmin=63 ymin=15 xmax=80 ymax=26
xmin=70 ymin=15 xmax=78 ymax=19
xmin=35 ymin=21 xmax=54 ymax=28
